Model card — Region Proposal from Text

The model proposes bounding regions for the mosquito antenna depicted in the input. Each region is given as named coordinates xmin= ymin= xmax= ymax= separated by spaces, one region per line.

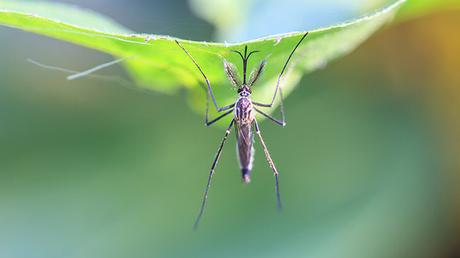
xmin=247 ymin=50 xmax=259 ymax=60
xmin=231 ymin=47 xmax=260 ymax=85
xmin=231 ymin=50 xmax=244 ymax=60
xmin=231 ymin=49 xmax=248 ymax=84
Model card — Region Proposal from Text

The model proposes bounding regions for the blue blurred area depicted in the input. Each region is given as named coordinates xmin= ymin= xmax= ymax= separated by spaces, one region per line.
xmin=188 ymin=0 xmax=388 ymax=42
xmin=224 ymin=0 xmax=367 ymax=42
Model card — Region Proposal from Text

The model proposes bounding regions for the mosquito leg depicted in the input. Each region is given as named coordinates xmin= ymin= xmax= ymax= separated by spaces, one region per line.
xmin=194 ymin=119 xmax=235 ymax=230
xmin=175 ymin=40 xmax=230 ymax=112
xmin=253 ymin=32 xmax=308 ymax=108
xmin=176 ymin=40 xmax=234 ymax=126
xmin=206 ymin=108 xmax=234 ymax=126
xmin=254 ymin=107 xmax=285 ymax=127
xmin=254 ymin=119 xmax=282 ymax=210
xmin=252 ymin=32 xmax=309 ymax=125
xmin=253 ymin=87 xmax=286 ymax=126
xmin=202 ymin=86 xmax=234 ymax=125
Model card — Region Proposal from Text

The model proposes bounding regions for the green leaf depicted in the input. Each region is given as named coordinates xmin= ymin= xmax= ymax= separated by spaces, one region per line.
xmin=396 ymin=0 xmax=460 ymax=21
xmin=189 ymin=0 xmax=397 ymax=42
xmin=0 ymin=0 xmax=406 ymax=117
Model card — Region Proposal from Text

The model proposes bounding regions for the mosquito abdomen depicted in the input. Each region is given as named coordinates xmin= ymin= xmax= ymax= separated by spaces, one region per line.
xmin=236 ymin=123 xmax=254 ymax=184
xmin=235 ymin=96 xmax=255 ymax=184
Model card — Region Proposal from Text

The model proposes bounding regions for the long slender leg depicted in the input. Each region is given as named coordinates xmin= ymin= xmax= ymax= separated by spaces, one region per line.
xmin=254 ymin=119 xmax=282 ymax=210
xmin=202 ymin=84 xmax=234 ymax=125
xmin=254 ymin=107 xmax=285 ymax=127
xmin=175 ymin=40 xmax=230 ymax=112
xmin=255 ymin=32 xmax=308 ymax=107
xmin=253 ymin=88 xmax=286 ymax=126
xmin=206 ymin=108 xmax=233 ymax=126
xmin=253 ymin=32 xmax=309 ymax=125
xmin=194 ymin=119 xmax=235 ymax=230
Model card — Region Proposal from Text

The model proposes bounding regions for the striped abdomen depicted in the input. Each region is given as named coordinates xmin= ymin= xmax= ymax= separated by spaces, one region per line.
xmin=234 ymin=97 xmax=255 ymax=183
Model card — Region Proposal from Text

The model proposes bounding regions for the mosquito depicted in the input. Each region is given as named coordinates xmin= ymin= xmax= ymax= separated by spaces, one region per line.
xmin=175 ymin=32 xmax=308 ymax=229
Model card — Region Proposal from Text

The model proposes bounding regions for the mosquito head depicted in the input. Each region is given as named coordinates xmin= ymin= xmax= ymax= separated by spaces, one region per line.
xmin=231 ymin=45 xmax=259 ymax=86
xmin=237 ymin=85 xmax=251 ymax=97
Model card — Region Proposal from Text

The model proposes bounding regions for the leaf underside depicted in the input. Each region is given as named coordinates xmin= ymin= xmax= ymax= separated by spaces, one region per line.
xmin=0 ymin=0 xmax=406 ymax=118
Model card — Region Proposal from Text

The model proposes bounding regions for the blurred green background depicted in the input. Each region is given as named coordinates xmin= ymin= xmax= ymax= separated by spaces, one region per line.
xmin=0 ymin=1 xmax=459 ymax=258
